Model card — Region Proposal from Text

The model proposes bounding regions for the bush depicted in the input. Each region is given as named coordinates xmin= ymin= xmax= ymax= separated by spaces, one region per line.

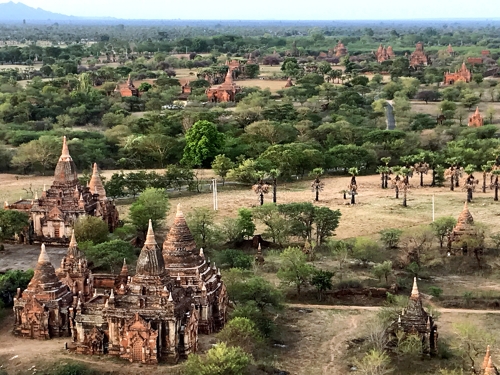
xmin=214 ymin=249 xmax=253 ymax=270
xmin=379 ymin=228 xmax=402 ymax=249
xmin=429 ymin=286 xmax=443 ymax=298
xmin=184 ymin=343 xmax=251 ymax=375
xmin=217 ymin=317 xmax=263 ymax=354
xmin=52 ymin=362 xmax=97 ymax=375
xmin=74 ymin=216 xmax=109 ymax=244
xmin=335 ymin=279 xmax=362 ymax=290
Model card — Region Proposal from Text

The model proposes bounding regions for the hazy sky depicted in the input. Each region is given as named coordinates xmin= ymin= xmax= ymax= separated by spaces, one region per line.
xmin=2 ymin=0 xmax=500 ymax=20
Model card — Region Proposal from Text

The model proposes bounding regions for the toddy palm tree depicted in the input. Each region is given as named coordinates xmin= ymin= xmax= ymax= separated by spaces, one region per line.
xmin=491 ymin=169 xmax=500 ymax=201
xmin=269 ymin=169 xmax=280 ymax=204
xmin=445 ymin=158 xmax=463 ymax=191
xmin=462 ymin=164 xmax=478 ymax=203
xmin=348 ymin=167 xmax=359 ymax=204
xmin=398 ymin=167 xmax=412 ymax=207
xmin=252 ymin=177 xmax=270 ymax=206
xmin=481 ymin=161 xmax=495 ymax=193
xmin=379 ymin=157 xmax=392 ymax=189
xmin=310 ymin=168 xmax=325 ymax=202
xmin=391 ymin=166 xmax=402 ymax=199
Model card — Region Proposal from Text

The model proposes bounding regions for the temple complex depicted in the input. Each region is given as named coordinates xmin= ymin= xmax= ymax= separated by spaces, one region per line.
xmin=443 ymin=62 xmax=471 ymax=85
xmin=13 ymin=206 xmax=228 ymax=365
xmin=114 ymin=74 xmax=139 ymax=97
xmin=469 ymin=107 xmax=484 ymax=127
xmin=5 ymin=137 xmax=120 ymax=245
xmin=205 ymin=69 xmax=242 ymax=103
xmin=409 ymin=42 xmax=429 ymax=67
xmin=385 ymin=278 xmax=438 ymax=355
xmin=374 ymin=45 xmax=395 ymax=63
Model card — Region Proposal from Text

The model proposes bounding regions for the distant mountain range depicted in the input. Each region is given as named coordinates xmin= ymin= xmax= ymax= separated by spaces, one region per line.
xmin=0 ymin=1 xmax=115 ymax=21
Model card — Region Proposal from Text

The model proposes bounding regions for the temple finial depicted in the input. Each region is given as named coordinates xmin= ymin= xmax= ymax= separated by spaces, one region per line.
xmin=411 ymin=277 xmax=420 ymax=299
xmin=69 ymin=229 xmax=78 ymax=248
xmin=144 ymin=219 xmax=156 ymax=245
xmin=176 ymin=203 xmax=183 ymax=217
xmin=38 ymin=244 xmax=50 ymax=263
xmin=61 ymin=136 xmax=70 ymax=159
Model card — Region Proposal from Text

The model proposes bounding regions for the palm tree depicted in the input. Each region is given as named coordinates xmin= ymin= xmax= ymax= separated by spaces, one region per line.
xmin=391 ymin=166 xmax=402 ymax=199
xmin=491 ymin=170 xmax=500 ymax=201
xmin=481 ymin=161 xmax=495 ymax=193
xmin=348 ymin=167 xmax=359 ymax=204
xmin=463 ymin=164 xmax=477 ymax=202
xmin=378 ymin=157 xmax=392 ymax=189
xmin=399 ymin=167 xmax=412 ymax=207
xmin=310 ymin=168 xmax=325 ymax=202
xmin=269 ymin=169 xmax=280 ymax=204
xmin=252 ymin=177 xmax=270 ymax=205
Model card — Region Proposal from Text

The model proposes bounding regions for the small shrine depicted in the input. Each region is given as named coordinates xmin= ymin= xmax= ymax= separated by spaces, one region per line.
xmin=447 ymin=201 xmax=476 ymax=253
xmin=385 ymin=278 xmax=438 ymax=355
xmin=446 ymin=44 xmax=455 ymax=55
xmin=469 ymin=107 xmax=484 ymax=127
xmin=330 ymin=41 xmax=347 ymax=58
xmin=284 ymin=77 xmax=294 ymax=88
xmin=444 ymin=62 xmax=471 ymax=85
xmin=409 ymin=42 xmax=429 ymax=67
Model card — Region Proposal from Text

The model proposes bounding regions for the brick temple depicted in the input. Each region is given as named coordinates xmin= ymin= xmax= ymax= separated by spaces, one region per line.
xmin=205 ymin=68 xmax=241 ymax=103
xmin=469 ymin=107 xmax=484 ymax=127
xmin=443 ymin=62 xmax=471 ymax=85
xmin=374 ymin=45 xmax=395 ymax=63
xmin=386 ymin=278 xmax=438 ymax=355
xmin=482 ymin=346 xmax=500 ymax=374
xmin=330 ymin=41 xmax=348 ymax=58
xmin=114 ymin=74 xmax=139 ymax=97
xmin=5 ymin=137 xmax=119 ymax=245
xmin=409 ymin=42 xmax=429 ymax=67
xmin=13 ymin=205 xmax=228 ymax=364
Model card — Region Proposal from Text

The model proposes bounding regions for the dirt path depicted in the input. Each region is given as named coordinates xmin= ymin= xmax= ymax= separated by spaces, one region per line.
xmin=289 ymin=303 xmax=500 ymax=314
xmin=322 ymin=315 xmax=359 ymax=375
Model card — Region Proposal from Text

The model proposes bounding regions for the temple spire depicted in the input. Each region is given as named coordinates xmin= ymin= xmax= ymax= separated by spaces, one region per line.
xmin=38 ymin=244 xmax=50 ymax=263
xmin=60 ymin=136 xmax=71 ymax=160
xmin=88 ymin=163 xmax=106 ymax=199
xmin=69 ymin=230 xmax=78 ymax=249
xmin=483 ymin=345 xmax=492 ymax=370
xmin=410 ymin=277 xmax=420 ymax=300
xmin=120 ymin=258 xmax=128 ymax=276
xmin=475 ymin=106 xmax=480 ymax=116
xmin=144 ymin=219 xmax=156 ymax=246
xmin=176 ymin=203 xmax=184 ymax=217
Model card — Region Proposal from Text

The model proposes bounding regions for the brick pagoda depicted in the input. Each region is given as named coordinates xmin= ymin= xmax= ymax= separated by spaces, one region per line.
xmin=409 ymin=42 xmax=429 ymax=67
xmin=469 ymin=107 xmax=484 ymax=127
xmin=444 ymin=62 xmax=471 ymax=85
xmin=114 ymin=74 xmax=139 ymax=97
xmin=205 ymin=69 xmax=241 ymax=103
xmin=374 ymin=45 xmax=395 ymax=63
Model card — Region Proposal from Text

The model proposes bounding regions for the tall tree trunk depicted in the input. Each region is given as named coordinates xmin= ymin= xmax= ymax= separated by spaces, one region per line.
xmin=450 ymin=175 xmax=454 ymax=191
xmin=483 ymin=174 xmax=487 ymax=193
xmin=431 ymin=169 xmax=436 ymax=186
xmin=343 ymin=191 xmax=347 ymax=199
xmin=260 ymin=193 xmax=264 ymax=206
xmin=467 ymin=189 xmax=472 ymax=202
xmin=351 ymin=192 xmax=355 ymax=204
xmin=403 ymin=190 xmax=407 ymax=207
xmin=273 ymin=179 xmax=277 ymax=204
xmin=315 ymin=188 xmax=319 ymax=202
xmin=495 ymin=177 xmax=499 ymax=201
xmin=455 ymin=176 xmax=459 ymax=188
xmin=395 ymin=186 xmax=399 ymax=199
xmin=420 ymin=173 xmax=424 ymax=187
xmin=384 ymin=174 xmax=389 ymax=189
xmin=381 ymin=174 xmax=385 ymax=189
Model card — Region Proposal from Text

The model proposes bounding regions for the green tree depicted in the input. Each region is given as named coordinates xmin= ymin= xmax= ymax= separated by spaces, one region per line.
xmin=311 ymin=269 xmax=334 ymax=301
xmin=461 ymin=94 xmax=481 ymax=110
xmin=74 ymin=216 xmax=109 ymax=244
xmin=85 ymin=240 xmax=136 ymax=273
xmin=431 ymin=216 xmax=458 ymax=248
xmin=182 ymin=120 xmax=224 ymax=167
xmin=355 ymin=349 xmax=393 ymax=375
xmin=228 ymin=275 xmax=283 ymax=312
xmin=104 ymin=172 xmax=126 ymax=199
xmin=138 ymin=82 xmax=152 ymax=92
xmin=216 ymin=317 xmax=263 ymax=354
xmin=379 ymin=229 xmax=403 ymax=249
xmin=184 ymin=343 xmax=251 ymax=375
xmin=214 ymin=249 xmax=253 ymax=270
xmin=253 ymin=204 xmax=290 ymax=245
xmin=212 ymin=154 xmax=234 ymax=186
xmin=373 ymin=261 xmax=393 ymax=284
xmin=314 ymin=206 xmax=341 ymax=245
xmin=129 ymin=188 xmax=170 ymax=236
xmin=187 ymin=207 xmax=220 ymax=248
xmin=277 ymin=247 xmax=315 ymax=295
xmin=0 ymin=209 xmax=29 ymax=242
xmin=352 ymin=237 xmax=381 ymax=266
xmin=237 ymin=208 xmax=255 ymax=240
xmin=0 ymin=269 xmax=34 ymax=306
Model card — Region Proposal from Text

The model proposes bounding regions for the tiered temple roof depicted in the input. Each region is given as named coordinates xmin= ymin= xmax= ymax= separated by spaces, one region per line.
xmin=444 ymin=62 xmax=472 ymax=85
xmin=409 ymin=42 xmax=430 ymax=67
xmin=88 ymin=163 xmax=106 ymax=199
xmin=136 ymin=219 xmax=166 ymax=277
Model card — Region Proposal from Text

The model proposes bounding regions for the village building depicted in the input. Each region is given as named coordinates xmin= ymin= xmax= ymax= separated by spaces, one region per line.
xmin=469 ymin=107 xmax=484 ymax=127
xmin=13 ymin=206 xmax=227 ymax=365
xmin=443 ymin=62 xmax=472 ymax=84
xmin=114 ymin=74 xmax=139 ymax=97
xmin=385 ymin=278 xmax=438 ymax=355
xmin=5 ymin=137 xmax=119 ymax=245
xmin=409 ymin=42 xmax=430 ymax=67
xmin=374 ymin=45 xmax=395 ymax=63
xmin=205 ymin=69 xmax=241 ymax=103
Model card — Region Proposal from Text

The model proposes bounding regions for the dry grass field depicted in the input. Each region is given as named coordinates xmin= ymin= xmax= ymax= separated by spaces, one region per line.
xmin=411 ymin=100 xmax=500 ymax=123
xmin=4 ymin=171 xmax=500 ymax=239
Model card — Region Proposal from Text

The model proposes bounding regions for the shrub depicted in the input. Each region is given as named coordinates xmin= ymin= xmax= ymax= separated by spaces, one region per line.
xmin=216 ymin=317 xmax=263 ymax=354
xmin=52 ymin=362 xmax=97 ymax=375
xmin=379 ymin=228 xmax=403 ymax=249
xmin=429 ymin=286 xmax=443 ymax=298
xmin=74 ymin=216 xmax=109 ymax=244
xmin=335 ymin=279 xmax=362 ymax=290
xmin=214 ymin=249 xmax=253 ymax=270
xmin=184 ymin=343 xmax=251 ymax=375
